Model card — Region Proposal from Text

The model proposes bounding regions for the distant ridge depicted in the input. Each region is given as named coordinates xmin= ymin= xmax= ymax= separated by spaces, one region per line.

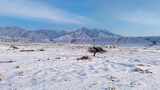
xmin=54 ymin=27 xmax=121 ymax=44
xmin=0 ymin=26 xmax=121 ymax=43
xmin=0 ymin=26 xmax=160 ymax=46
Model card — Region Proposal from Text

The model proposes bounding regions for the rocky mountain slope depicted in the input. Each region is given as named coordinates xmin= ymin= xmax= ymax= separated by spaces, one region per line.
xmin=0 ymin=26 xmax=160 ymax=46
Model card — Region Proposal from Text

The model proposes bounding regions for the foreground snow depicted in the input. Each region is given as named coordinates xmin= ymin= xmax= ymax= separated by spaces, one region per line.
xmin=0 ymin=43 xmax=160 ymax=90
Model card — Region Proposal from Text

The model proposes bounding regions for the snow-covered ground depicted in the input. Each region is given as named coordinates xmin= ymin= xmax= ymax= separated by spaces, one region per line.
xmin=0 ymin=43 xmax=160 ymax=90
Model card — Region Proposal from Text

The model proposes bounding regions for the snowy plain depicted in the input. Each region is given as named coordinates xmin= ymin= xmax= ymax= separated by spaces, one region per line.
xmin=0 ymin=43 xmax=160 ymax=90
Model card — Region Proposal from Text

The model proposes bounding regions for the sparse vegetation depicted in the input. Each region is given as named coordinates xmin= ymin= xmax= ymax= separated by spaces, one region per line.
xmin=133 ymin=67 xmax=152 ymax=74
xmin=16 ymin=71 xmax=24 ymax=76
xmin=38 ymin=48 xmax=45 ymax=51
xmin=77 ymin=56 xmax=90 ymax=60
xmin=106 ymin=45 xmax=116 ymax=48
xmin=0 ymin=43 xmax=159 ymax=89
xmin=15 ymin=65 xmax=20 ymax=69
xmin=0 ymin=74 xmax=4 ymax=81
xmin=0 ymin=60 xmax=15 ymax=63
xmin=108 ymin=87 xmax=116 ymax=90
xmin=10 ymin=45 xmax=19 ymax=49
xmin=20 ymin=50 xmax=35 ymax=52
xmin=88 ymin=46 xmax=106 ymax=56
xmin=55 ymin=57 xmax=61 ymax=59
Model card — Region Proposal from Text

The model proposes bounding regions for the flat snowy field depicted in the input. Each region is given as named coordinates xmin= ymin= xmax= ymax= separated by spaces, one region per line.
xmin=0 ymin=43 xmax=160 ymax=90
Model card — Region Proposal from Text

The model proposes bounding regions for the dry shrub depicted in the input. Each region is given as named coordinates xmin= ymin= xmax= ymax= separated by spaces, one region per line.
xmin=38 ymin=48 xmax=45 ymax=51
xmin=0 ymin=60 xmax=15 ymax=63
xmin=106 ymin=45 xmax=116 ymax=49
xmin=55 ymin=57 xmax=61 ymax=59
xmin=10 ymin=45 xmax=19 ymax=49
xmin=88 ymin=46 xmax=106 ymax=56
xmin=133 ymin=67 xmax=152 ymax=74
xmin=20 ymin=50 xmax=35 ymax=52
xmin=0 ymin=74 xmax=4 ymax=81
xmin=77 ymin=56 xmax=90 ymax=60
xmin=106 ymin=87 xmax=116 ymax=90
xmin=15 ymin=65 xmax=20 ymax=69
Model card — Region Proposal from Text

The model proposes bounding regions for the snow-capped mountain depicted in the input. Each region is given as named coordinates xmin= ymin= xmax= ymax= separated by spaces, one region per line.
xmin=0 ymin=26 xmax=160 ymax=46
xmin=0 ymin=27 xmax=66 ymax=42
xmin=54 ymin=27 xmax=121 ymax=44
xmin=0 ymin=27 xmax=121 ymax=43
xmin=117 ymin=37 xmax=160 ymax=47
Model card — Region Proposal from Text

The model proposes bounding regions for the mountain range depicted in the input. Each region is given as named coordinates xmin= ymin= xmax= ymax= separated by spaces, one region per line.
xmin=0 ymin=26 xmax=160 ymax=47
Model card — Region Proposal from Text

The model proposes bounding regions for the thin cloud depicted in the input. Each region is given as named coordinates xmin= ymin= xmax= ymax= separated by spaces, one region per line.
xmin=118 ymin=10 xmax=160 ymax=26
xmin=0 ymin=0 xmax=90 ymax=25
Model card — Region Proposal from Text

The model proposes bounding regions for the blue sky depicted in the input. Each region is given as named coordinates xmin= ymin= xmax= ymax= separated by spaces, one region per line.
xmin=0 ymin=0 xmax=160 ymax=36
